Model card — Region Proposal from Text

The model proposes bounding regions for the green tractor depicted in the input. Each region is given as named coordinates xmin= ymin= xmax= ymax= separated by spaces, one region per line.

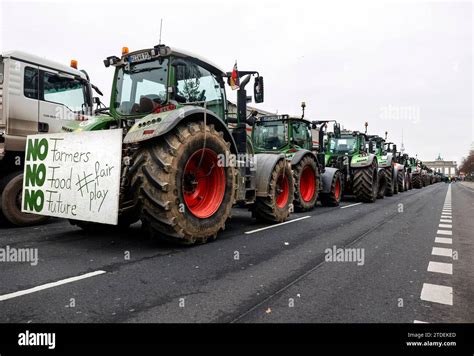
xmin=395 ymin=152 xmax=413 ymax=190
xmin=324 ymin=123 xmax=382 ymax=203
xmin=60 ymin=44 xmax=296 ymax=244
xmin=251 ymin=105 xmax=343 ymax=210
xmin=407 ymin=156 xmax=424 ymax=189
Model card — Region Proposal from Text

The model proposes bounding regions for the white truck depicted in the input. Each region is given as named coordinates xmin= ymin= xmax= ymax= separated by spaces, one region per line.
xmin=0 ymin=51 xmax=101 ymax=226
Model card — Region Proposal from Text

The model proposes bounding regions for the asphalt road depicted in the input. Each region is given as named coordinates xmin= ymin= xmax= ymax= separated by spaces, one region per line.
xmin=0 ymin=182 xmax=472 ymax=323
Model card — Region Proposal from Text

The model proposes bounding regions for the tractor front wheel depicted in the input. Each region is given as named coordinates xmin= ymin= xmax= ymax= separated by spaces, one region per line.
xmin=131 ymin=121 xmax=235 ymax=244
xmin=255 ymin=159 xmax=294 ymax=222
xmin=353 ymin=160 xmax=378 ymax=203
xmin=320 ymin=171 xmax=343 ymax=207
xmin=397 ymin=170 xmax=406 ymax=192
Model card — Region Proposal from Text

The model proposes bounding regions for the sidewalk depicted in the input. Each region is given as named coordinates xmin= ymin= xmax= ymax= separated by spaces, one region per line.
xmin=460 ymin=181 xmax=474 ymax=191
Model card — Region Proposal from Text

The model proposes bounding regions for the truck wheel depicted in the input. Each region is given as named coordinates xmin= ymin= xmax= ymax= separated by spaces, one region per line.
xmin=397 ymin=170 xmax=406 ymax=192
xmin=0 ymin=172 xmax=49 ymax=227
xmin=353 ymin=160 xmax=378 ymax=203
xmin=320 ymin=171 xmax=343 ymax=207
xmin=131 ymin=121 xmax=235 ymax=245
xmin=255 ymin=159 xmax=294 ymax=222
xmin=293 ymin=155 xmax=318 ymax=211
xmin=376 ymin=169 xmax=387 ymax=199
xmin=412 ymin=174 xmax=422 ymax=189
xmin=384 ymin=167 xmax=394 ymax=196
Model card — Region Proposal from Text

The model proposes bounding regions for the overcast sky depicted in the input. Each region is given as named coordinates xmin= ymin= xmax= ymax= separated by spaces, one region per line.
xmin=1 ymin=0 xmax=472 ymax=164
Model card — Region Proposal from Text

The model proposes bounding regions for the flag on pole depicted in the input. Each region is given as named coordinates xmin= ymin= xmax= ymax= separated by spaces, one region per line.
xmin=230 ymin=61 xmax=239 ymax=90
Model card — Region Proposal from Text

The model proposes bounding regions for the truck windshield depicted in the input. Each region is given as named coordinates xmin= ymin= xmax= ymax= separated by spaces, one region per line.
xmin=328 ymin=136 xmax=357 ymax=154
xmin=115 ymin=58 xmax=169 ymax=115
xmin=43 ymin=73 xmax=88 ymax=113
xmin=253 ymin=120 xmax=287 ymax=150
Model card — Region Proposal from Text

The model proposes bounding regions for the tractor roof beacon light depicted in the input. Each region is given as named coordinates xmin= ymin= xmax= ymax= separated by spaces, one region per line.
xmin=122 ymin=47 xmax=129 ymax=55
xmin=70 ymin=59 xmax=78 ymax=69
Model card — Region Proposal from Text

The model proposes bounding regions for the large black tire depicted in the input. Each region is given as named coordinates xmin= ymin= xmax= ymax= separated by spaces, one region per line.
xmin=397 ymin=169 xmax=406 ymax=192
xmin=393 ymin=171 xmax=399 ymax=194
xmin=406 ymin=173 xmax=413 ymax=190
xmin=320 ymin=171 xmax=343 ymax=207
xmin=255 ymin=159 xmax=294 ymax=222
xmin=412 ymin=174 xmax=422 ymax=189
xmin=384 ymin=167 xmax=394 ymax=196
xmin=130 ymin=121 xmax=235 ymax=245
xmin=376 ymin=169 xmax=387 ymax=199
xmin=0 ymin=172 xmax=49 ymax=227
xmin=293 ymin=155 xmax=319 ymax=211
xmin=353 ymin=160 xmax=378 ymax=203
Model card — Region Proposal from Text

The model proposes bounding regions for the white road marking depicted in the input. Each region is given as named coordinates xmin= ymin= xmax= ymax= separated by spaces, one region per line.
xmin=435 ymin=237 xmax=452 ymax=244
xmin=438 ymin=224 xmax=452 ymax=228
xmin=440 ymin=219 xmax=452 ymax=223
xmin=340 ymin=202 xmax=362 ymax=209
xmin=428 ymin=261 xmax=453 ymax=275
xmin=420 ymin=283 xmax=453 ymax=305
xmin=441 ymin=216 xmax=452 ymax=219
xmin=432 ymin=247 xmax=453 ymax=257
xmin=413 ymin=320 xmax=428 ymax=324
xmin=0 ymin=270 xmax=106 ymax=302
xmin=245 ymin=216 xmax=311 ymax=234
xmin=437 ymin=230 xmax=452 ymax=236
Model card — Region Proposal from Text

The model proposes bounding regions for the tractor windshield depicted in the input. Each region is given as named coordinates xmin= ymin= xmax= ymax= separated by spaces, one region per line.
xmin=253 ymin=120 xmax=287 ymax=150
xmin=328 ymin=136 xmax=357 ymax=154
xmin=114 ymin=58 xmax=169 ymax=115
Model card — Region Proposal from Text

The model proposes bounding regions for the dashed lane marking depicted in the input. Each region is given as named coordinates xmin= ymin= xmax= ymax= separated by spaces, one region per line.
xmin=437 ymin=230 xmax=452 ymax=236
xmin=0 ymin=270 xmax=106 ymax=302
xmin=432 ymin=247 xmax=453 ymax=257
xmin=420 ymin=283 xmax=453 ymax=305
xmin=244 ymin=216 xmax=311 ymax=235
xmin=440 ymin=219 xmax=452 ymax=223
xmin=435 ymin=237 xmax=452 ymax=244
xmin=428 ymin=261 xmax=453 ymax=275
xmin=438 ymin=224 xmax=452 ymax=228
xmin=340 ymin=202 xmax=362 ymax=209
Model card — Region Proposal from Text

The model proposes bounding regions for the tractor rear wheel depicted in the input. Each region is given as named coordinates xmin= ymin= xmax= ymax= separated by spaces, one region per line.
xmin=353 ymin=160 xmax=378 ymax=203
xmin=376 ymin=169 xmax=387 ymax=199
xmin=320 ymin=171 xmax=343 ymax=207
xmin=293 ymin=155 xmax=318 ymax=211
xmin=384 ymin=167 xmax=394 ymax=196
xmin=0 ymin=172 xmax=49 ymax=227
xmin=130 ymin=121 xmax=235 ymax=245
xmin=412 ymin=174 xmax=422 ymax=189
xmin=406 ymin=173 xmax=413 ymax=190
xmin=255 ymin=159 xmax=294 ymax=222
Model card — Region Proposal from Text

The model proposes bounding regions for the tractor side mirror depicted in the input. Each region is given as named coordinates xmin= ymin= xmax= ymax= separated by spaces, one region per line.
xmin=368 ymin=141 xmax=374 ymax=153
xmin=334 ymin=123 xmax=341 ymax=138
xmin=392 ymin=144 xmax=397 ymax=153
xmin=254 ymin=76 xmax=264 ymax=103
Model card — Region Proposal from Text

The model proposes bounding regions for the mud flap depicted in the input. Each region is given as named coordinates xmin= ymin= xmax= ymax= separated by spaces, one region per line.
xmin=255 ymin=153 xmax=287 ymax=197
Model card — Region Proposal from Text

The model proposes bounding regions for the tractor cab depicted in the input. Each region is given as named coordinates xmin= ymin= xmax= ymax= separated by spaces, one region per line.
xmin=252 ymin=115 xmax=313 ymax=154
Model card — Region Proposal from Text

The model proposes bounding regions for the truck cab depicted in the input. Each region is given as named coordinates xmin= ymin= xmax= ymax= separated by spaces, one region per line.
xmin=0 ymin=51 xmax=94 ymax=169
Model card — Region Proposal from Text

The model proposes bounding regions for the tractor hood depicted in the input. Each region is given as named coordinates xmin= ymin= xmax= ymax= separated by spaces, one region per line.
xmin=62 ymin=114 xmax=118 ymax=132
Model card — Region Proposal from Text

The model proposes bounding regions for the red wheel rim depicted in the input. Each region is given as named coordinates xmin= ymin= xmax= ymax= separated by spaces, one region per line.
xmin=276 ymin=173 xmax=290 ymax=208
xmin=300 ymin=166 xmax=316 ymax=202
xmin=183 ymin=148 xmax=225 ymax=219
xmin=334 ymin=178 xmax=341 ymax=200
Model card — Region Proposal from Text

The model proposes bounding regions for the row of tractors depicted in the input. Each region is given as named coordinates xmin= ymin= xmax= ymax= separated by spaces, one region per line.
xmin=0 ymin=45 xmax=439 ymax=245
